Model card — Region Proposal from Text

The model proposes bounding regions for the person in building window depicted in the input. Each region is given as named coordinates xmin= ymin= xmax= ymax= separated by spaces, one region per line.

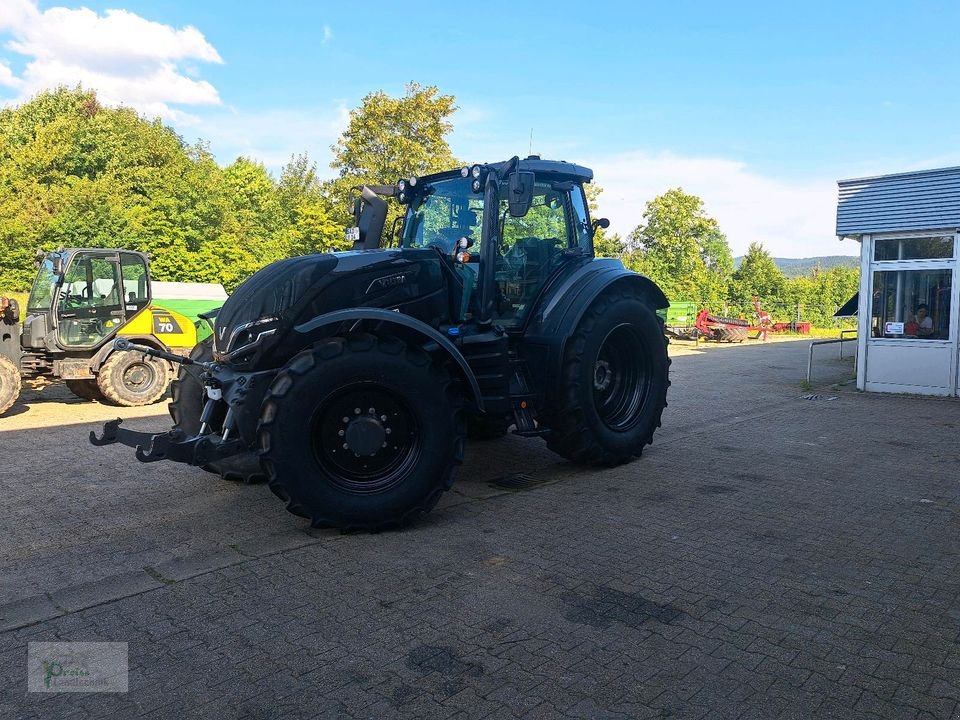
xmin=915 ymin=304 xmax=935 ymax=338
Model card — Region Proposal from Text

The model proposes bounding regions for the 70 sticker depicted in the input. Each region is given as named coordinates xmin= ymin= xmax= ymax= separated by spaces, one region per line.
xmin=152 ymin=313 xmax=182 ymax=335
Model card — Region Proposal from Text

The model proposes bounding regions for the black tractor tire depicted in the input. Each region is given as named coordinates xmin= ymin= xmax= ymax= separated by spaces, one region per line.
xmin=65 ymin=379 xmax=104 ymax=402
xmin=544 ymin=291 xmax=670 ymax=465
xmin=169 ymin=337 xmax=266 ymax=484
xmin=96 ymin=350 xmax=170 ymax=406
xmin=467 ymin=415 xmax=511 ymax=440
xmin=258 ymin=333 xmax=466 ymax=530
xmin=0 ymin=355 xmax=20 ymax=416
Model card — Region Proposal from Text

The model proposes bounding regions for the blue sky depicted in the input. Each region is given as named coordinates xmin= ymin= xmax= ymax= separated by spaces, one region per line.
xmin=2 ymin=0 xmax=959 ymax=256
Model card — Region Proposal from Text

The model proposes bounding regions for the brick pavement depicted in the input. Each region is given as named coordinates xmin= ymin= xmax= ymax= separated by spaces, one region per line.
xmin=2 ymin=340 xmax=959 ymax=719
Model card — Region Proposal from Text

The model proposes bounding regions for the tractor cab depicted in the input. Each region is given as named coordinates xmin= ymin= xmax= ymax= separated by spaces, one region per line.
xmin=397 ymin=158 xmax=596 ymax=330
xmin=24 ymin=249 xmax=151 ymax=351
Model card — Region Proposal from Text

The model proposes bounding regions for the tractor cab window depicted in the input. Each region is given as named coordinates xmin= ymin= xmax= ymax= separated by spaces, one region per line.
xmin=121 ymin=253 xmax=150 ymax=311
xmin=402 ymin=177 xmax=483 ymax=254
xmin=401 ymin=175 xmax=577 ymax=326
xmin=56 ymin=255 xmax=124 ymax=348
xmin=495 ymin=182 xmax=572 ymax=325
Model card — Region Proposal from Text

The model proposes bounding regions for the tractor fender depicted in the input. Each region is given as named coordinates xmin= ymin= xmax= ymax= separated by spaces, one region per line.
xmin=89 ymin=335 xmax=168 ymax=372
xmin=293 ymin=307 xmax=485 ymax=412
xmin=523 ymin=258 xmax=669 ymax=397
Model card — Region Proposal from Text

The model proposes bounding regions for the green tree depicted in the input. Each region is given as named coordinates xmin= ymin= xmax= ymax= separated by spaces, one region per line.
xmin=584 ymin=184 xmax=624 ymax=257
xmin=0 ymin=87 xmax=347 ymax=293
xmin=731 ymin=242 xmax=787 ymax=306
xmin=623 ymin=188 xmax=733 ymax=306
xmin=325 ymin=83 xmax=459 ymax=232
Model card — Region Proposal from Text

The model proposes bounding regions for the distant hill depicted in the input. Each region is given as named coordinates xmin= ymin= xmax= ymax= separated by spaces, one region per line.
xmin=733 ymin=255 xmax=860 ymax=278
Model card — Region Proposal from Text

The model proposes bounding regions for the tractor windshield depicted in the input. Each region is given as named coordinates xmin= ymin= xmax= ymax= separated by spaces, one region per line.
xmin=402 ymin=173 xmax=593 ymax=327
xmin=401 ymin=177 xmax=483 ymax=253
xmin=27 ymin=256 xmax=61 ymax=311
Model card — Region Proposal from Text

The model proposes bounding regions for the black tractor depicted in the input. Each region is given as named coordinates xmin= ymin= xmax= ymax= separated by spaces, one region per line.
xmin=92 ymin=157 xmax=671 ymax=529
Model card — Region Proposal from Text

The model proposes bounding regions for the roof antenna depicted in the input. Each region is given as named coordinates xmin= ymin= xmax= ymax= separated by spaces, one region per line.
xmin=528 ymin=128 xmax=533 ymax=156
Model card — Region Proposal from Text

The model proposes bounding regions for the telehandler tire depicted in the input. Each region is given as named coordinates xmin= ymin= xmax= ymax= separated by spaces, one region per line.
xmin=0 ymin=355 xmax=20 ymax=416
xmin=258 ymin=333 xmax=466 ymax=530
xmin=544 ymin=290 xmax=669 ymax=465
xmin=169 ymin=337 xmax=266 ymax=484
xmin=66 ymin=379 xmax=104 ymax=402
xmin=97 ymin=350 xmax=170 ymax=406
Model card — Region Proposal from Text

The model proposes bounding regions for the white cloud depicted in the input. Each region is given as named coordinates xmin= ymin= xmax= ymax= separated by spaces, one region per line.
xmin=583 ymin=151 xmax=852 ymax=258
xmin=0 ymin=59 xmax=21 ymax=88
xmin=0 ymin=0 xmax=222 ymax=120
xmin=193 ymin=103 xmax=350 ymax=173
xmin=321 ymin=25 xmax=333 ymax=46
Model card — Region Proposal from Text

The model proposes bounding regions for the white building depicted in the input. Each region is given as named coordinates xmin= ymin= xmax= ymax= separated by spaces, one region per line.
xmin=837 ymin=166 xmax=960 ymax=396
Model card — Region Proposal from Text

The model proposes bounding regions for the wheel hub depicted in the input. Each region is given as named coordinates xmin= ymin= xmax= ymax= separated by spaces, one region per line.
xmin=124 ymin=363 xmax=152 ymax=390
xmin=343 ymin=413 xmax=387 ymax=456
xmin=594 ymin=359 xmax=613 ymax=391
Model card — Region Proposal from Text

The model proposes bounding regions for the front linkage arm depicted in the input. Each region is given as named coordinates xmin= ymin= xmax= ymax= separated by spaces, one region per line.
xmin=89 ymin=338 xmax=248 ymax=465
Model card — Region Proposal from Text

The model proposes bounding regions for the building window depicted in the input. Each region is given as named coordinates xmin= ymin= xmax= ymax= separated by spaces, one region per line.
xmin=870 ymin=269 xmax=952 ymax=339
xmin=874 ymin=235 xmax=954 ymax=261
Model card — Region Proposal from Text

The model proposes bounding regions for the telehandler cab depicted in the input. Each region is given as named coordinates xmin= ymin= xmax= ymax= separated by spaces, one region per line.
xmin=92 ymin=157 xmax=671 ymax=530
xmin=0 ymin=249 xmax=220 ymax=415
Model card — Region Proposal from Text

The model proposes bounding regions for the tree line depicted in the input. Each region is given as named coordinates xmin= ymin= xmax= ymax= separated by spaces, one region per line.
xmin=0 ymin=85 xmax=857 ymax=327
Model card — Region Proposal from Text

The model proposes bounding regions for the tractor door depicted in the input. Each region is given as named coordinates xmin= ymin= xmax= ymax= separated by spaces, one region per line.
xmin=56 ymin=252 xmax=125 ymax=349
xmin=494 ymin=181 xmax=587 ymax=327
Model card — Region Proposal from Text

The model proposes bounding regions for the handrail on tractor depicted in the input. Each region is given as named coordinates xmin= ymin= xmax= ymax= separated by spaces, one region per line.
xmin=806 ymin=333 xmax=857 ymax=384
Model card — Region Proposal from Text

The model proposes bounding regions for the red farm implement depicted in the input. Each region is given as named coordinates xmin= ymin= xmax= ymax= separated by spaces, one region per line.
xmin=694 ymin=296 xmax=790 ymax=342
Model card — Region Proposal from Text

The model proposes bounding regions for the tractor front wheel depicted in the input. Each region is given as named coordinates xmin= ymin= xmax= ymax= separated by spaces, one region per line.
xmin=97 ymin=350 xmax=170 ymax=406
xmin=544 ymin=291 xmax=670 ymax=465
xmin=258 ymin=333 xmax=465 ymax=530
xmin=0 ymin=356 xmax=20 ymax=416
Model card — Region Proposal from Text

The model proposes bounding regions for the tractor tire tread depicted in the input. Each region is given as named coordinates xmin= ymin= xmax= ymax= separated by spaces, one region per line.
xmin=257 ymin=333 xmax=465 ymax=531
xmin=544 ymin=289 xmax=670 ymax=466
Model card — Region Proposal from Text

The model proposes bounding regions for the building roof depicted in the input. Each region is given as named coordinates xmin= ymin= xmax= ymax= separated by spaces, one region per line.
xmin=836 ymin=165 xmax=960 ymax=237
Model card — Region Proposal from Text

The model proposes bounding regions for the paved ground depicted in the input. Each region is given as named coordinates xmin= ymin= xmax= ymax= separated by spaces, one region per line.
xmin=2 ymin=337 xmax=959 ymax=719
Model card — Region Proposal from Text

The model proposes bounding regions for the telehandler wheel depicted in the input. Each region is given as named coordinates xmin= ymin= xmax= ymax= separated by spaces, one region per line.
xmin=97 ymin=350 xmax=170 ymax=407
xmin=0 ymin=355 xmax=20 ymax=416
xmin=66 ymin=379 xmax=104 ymax=402
xmin=169 ymin=337 xmax=266 ymax=484
xmin=258 ymin=333 xmax=466 ymax=530
xmin=544 ymin=291 xmax=670 ymax=465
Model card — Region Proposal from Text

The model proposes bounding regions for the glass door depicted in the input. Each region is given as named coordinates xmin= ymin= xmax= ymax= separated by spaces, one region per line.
xmin=56 ymin=253 xmax=124 ymax=348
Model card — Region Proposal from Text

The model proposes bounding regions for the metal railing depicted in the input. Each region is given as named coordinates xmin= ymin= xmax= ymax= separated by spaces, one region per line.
xmin=806 ymin=333 xmax=858 ymax=384
xmin=839 ymin=329 xmax=858 ymax=359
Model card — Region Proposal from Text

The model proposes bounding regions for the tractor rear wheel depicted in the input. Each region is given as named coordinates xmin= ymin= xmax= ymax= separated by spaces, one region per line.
xmin=169 ymin=337 xmax=266 ymax=484
xmin=66 ymin=379 xmax=104 ymax=402
xmin=0 ymin=355 xmax=20 ymax=416
xmin=258 ymin=333 xmax=465 ymax=530
xmin=97 ymin=350 xmax=170 ymax=406
xmin=544 ymin=291 xmax=670 ymax=465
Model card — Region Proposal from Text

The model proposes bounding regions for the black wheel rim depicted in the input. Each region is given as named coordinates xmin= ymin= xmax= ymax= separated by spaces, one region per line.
xmin=123 ymin=360 xmax=158 ymax=395
xmin=593 ymin=323 xmax=651 ymax=431
xmin=311 ymin=383 xmax=420 ymax=494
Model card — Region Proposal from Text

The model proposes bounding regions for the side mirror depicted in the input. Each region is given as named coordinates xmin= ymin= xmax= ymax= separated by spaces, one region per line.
xmin=52 ymin=256 xmax=65 ymax=275
xmin=353 ymin=186 xmax=388 ymax=250
xmin=591 ymin=218 xmax=610 ymax=235
xmin=507 ymin=171 xmax=535 ymax=217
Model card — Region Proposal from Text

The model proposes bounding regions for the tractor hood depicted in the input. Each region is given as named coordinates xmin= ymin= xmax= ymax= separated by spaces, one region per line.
xmin=212 ymin=249 xmax=445 ymax=362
